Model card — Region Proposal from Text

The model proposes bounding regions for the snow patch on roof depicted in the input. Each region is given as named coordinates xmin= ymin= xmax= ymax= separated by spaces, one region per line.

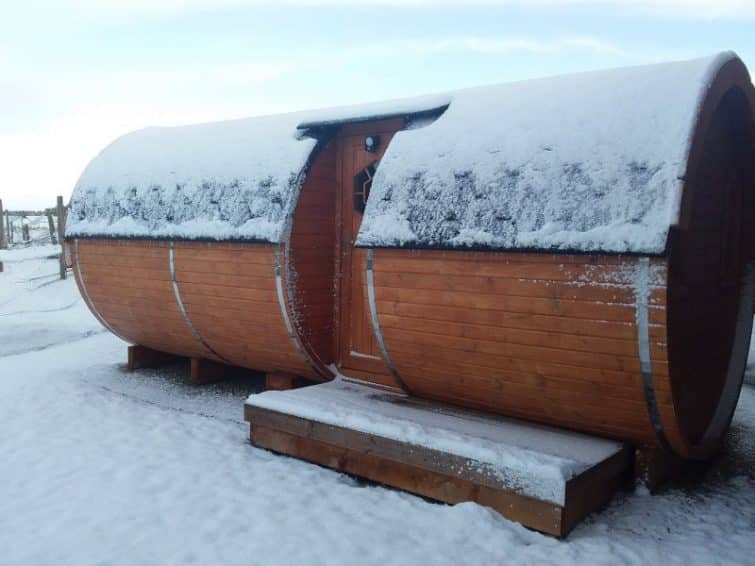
xmin=66 ymin=113 xmax=316 ymax=242
xmin=297 ymin=92 xmax=450 ymax=129
xmin=66 ymin=95 xmax=449 ymax=242
xmin=357 ymin=52 xmax=740 ymax=253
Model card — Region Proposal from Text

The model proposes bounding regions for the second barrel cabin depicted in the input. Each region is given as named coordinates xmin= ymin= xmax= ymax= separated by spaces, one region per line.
xmin=66 ymin=52 xmax=755 ymax=461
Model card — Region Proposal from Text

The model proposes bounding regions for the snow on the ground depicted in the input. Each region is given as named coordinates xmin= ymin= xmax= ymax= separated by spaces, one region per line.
xmin=1 ymin=245 xmax=754 ymax=565
xmin=0 ymin=245 xmax=103 ymax=357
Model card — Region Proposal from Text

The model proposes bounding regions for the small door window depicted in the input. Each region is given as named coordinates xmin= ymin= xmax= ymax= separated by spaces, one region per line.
xmin=353 ymin=161 xmax=377 ymax=214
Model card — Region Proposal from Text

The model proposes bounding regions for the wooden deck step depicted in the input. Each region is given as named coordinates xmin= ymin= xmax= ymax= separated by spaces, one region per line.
xmin=244 ymin=379 xmax=631 ymax=537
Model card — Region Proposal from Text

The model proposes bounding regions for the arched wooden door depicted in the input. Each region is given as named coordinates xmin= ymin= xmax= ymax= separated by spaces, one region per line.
xmin=334 ymin=118 xmax=403 ymax=386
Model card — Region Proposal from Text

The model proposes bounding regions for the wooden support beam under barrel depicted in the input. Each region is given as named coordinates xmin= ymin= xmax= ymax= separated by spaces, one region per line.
xmin=127 ymin=344 xmax=180 ymax=372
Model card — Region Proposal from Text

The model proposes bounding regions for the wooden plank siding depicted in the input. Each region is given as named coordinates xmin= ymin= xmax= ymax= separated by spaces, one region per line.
xmin=333 ymin=118 xmax=405 ymax=386
xmin=287 ymin=139 xmax=337 ymax=368
xmin=173 ymin=241 xmax=318 ymax=378
xmin=72 ymin=238 xmax=322 ymax=380
xmin=75 ymin=239 xmax=214 ymax=360
xmin=369 ymin=248 xmax=678 ymax=446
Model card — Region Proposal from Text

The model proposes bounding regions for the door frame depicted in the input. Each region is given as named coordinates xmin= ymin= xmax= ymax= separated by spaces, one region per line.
xmin=332 ymin=118 xmax=404 ymax=383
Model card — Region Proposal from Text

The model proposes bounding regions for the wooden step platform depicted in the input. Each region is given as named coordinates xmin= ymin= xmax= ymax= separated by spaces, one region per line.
xmin=244 ymin=379 xmax=631 ymax=537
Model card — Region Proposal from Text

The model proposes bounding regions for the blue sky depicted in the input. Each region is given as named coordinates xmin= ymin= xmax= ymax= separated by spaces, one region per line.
xmin=2 ymin=0 xmax=754 ymax=208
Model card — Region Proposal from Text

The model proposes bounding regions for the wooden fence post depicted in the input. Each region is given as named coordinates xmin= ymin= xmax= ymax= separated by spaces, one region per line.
xmin=0 ymin=198 xmax=6 ymax=249
xmin=47 ymin=211 xmax=58 ymax=245
xmin=57 ymin=196 xmax=67 ymax=280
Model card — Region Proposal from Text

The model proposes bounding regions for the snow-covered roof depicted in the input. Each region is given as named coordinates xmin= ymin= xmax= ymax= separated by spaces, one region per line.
xmin=357 ymin=52 xmax=749 ymax=254
xmin=66 ymin=113 xmax=315 ymax=242
xmin=67 ymin=52 xmax=751 ymax=253
xmin=65 ymin=96 xmax=450 ymax=243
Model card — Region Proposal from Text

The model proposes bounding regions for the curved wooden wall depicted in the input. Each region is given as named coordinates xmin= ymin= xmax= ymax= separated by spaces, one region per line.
xmin=287 ymin=139 xmax=337 ymax=369
xmin=68 ymin=67 xmax=754 ymax=463
xmin=665 ymin=81 xmax=755 ymax=458
xmin=172 ymin=242 xmax=322 ymax=379
xmin=368 ymin=249 xmax=675 ymax=447
xmin=362 ymin=72 xmax=755 ymax=460
xmin=73 ymin=239 xmax=215 ymax=361
xmin=71 ymin=238 xmax=325 ymax=380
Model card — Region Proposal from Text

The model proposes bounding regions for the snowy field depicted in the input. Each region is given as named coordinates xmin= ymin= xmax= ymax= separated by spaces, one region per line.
xmin=1 ymin=245 xmax=754 ymax=566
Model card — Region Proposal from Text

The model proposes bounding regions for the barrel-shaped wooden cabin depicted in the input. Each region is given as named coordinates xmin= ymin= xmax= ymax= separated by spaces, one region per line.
xmin=66 ymin=52 xmax=755 ymax=461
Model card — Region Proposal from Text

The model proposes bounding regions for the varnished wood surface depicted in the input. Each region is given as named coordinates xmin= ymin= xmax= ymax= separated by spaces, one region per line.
xmin=667 ymin=85 xmax=755 ymax=450
xmin=174 ymin=241 xmax=318 ymax=378
xmin=370 ymin=249 xmax=673 ymax=446
xmin=288 ymin=140 xmax=337 ymax=368
xmin=75 ymin=239 xmax=214 ymax=360
xmin=72 ymin=239 xmax=320 ymax=379
xmin=127 ymin=344 xmax=180 ymax=371
xmin=334 ymin=119 xmax=404 ymax=385
xmin=70 ymin=80 xmax=754 ymax=463
xmin=175 ymin=242 xmax=312 ymax=375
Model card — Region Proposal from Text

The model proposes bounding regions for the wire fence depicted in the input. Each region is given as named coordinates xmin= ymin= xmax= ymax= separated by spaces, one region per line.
xmin=0 ymin=197 xmax=69 ymax=279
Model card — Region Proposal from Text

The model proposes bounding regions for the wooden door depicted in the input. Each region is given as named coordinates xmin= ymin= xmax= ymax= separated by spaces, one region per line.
xmin=335 ymin=119 xmax=403 ymax=384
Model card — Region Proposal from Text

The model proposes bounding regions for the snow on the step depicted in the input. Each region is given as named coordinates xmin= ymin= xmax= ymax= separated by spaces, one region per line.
xmin=246 ymin=379 xmax=624 ymax=505
xmin=357 ymin=52 xmax=738 ymax=253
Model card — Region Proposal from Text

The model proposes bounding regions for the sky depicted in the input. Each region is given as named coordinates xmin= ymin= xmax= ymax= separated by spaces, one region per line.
xmin=1 ymin=0 xmax=754 ymax=209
